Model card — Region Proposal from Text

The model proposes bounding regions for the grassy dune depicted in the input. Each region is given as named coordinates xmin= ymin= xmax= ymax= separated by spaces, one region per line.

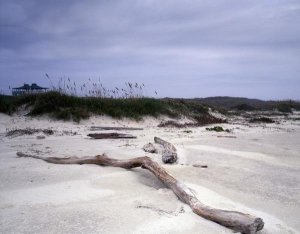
xmin=0 ymin=92 xmax=212 ymax=122
xmin=2 ymin=92 xmax=299 ymax=123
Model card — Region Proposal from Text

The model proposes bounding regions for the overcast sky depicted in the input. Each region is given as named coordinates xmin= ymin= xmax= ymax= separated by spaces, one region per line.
xmin=1 ymin=0 xmax=300 ymax=99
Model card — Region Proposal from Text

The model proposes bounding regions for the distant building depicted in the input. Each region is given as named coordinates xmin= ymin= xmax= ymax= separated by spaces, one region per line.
xmin=12 ymin=83 xmax=49 ymax=96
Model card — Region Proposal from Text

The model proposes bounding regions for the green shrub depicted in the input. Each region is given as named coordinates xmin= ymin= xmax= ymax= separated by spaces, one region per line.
xmin=276 ymin=103 xmax=292 ymax=113
xmin=206 ymin=126 xmax=230 ymax=132
xmin=249 ymin=117 xmax=275 ymax=123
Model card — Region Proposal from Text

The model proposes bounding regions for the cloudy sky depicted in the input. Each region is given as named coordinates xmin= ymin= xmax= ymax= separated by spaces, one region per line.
xmin=0 ymin=0 xmax=300 ymax=99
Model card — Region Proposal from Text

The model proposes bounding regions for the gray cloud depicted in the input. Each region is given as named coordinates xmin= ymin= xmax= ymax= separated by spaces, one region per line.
xmin=1 ymin=0 xmax=300 ymax=99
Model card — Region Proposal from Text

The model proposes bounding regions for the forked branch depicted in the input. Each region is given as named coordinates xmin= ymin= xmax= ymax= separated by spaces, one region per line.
xmin=16 ymin=152 xmax=264 ymax=234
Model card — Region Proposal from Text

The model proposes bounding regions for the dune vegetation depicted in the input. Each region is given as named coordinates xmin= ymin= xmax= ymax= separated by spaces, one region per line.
xmin=1 ymin=77 xmax=299 ymax=123
xmin=0 ymin=91 xmax=215 ymax=123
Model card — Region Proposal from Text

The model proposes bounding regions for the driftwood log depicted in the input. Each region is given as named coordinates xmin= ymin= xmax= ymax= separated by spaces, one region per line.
xmin=6 ymin=128 xmax=54 ymax=138
xmin=154 ymin=137 xmax=178 ymax=164
xmin=90 ymin=126 xmax=143 ymax=131
xmin=88 ymin=133 xmax=137 ymax=139
xmin=16 ymin=152 xmax=264 ymax=234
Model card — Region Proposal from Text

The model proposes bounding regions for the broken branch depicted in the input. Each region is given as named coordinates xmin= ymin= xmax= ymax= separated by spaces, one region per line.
xmin=154 ymin=136 xmax=178 ymax=164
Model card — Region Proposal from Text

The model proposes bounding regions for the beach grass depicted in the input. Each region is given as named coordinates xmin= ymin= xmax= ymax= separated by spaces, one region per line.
xmin=0 ymin=91 xmax=211 ymax=122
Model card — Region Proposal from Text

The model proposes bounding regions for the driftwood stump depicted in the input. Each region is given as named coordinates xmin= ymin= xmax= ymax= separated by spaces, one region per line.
xmin=17 ymin=152 xmax=264 ymax=234
xmin=154 ymin=137 xmax=178 ymax=164
xmin=143 ymin=143 xmax=157 ymax=153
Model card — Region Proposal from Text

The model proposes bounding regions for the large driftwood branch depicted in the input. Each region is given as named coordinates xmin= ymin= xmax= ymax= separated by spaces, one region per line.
xmin=154 ymin=136 xmax=178 ymax=164
xmin=16 ymin=152 xmax=264 ymax=234
xmin=87 ymin=133 xmax=137 ymax=139
xmin=90 ymin=126 xmax=143 ymax=131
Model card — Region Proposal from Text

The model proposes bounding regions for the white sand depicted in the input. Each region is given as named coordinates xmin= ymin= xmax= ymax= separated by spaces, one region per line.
xmin=0 ymin=113 xmax=299 ymax=233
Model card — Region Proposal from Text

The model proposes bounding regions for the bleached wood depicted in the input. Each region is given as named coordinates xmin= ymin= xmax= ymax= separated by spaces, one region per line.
xmin=154 ymin=136 xmax=177 ymax=163
xmin=87 ymin=133 xmax=136 ymax=139
xmin=17 ymin=152 xmax=264 ymax=234
xmin=90 ymin=126 xmax=143 ymax=131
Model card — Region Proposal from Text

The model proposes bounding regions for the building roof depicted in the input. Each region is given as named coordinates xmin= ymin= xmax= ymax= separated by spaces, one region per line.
xmin=13 ymin=83 xmax=48 ymax=90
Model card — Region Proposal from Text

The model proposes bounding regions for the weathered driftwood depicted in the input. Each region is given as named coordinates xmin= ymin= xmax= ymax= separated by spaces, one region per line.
xmin=16 ymin=152 xmax=264 ymax=234
xmin=90 ymin=126 xmax=143 ymax=131
xmin=217 ymin=135 xmax=237 ymax=138
xmin=193 ymin=164 xmax=208 ymax=168
xmin=88 ymin=133 xmax=137 ymax=139
xmin=143 ymin=143 xmax=157 ymax=153
xmin=154 ymin=136 xmax=177 ymax=164
xmin=6 ymin=128 xmax=54 ymax=138
xmin=36 ymin=135 xmax=46 ymax=140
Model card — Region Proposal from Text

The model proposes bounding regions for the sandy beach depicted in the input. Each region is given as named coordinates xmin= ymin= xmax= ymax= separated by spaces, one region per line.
xmin=0 ymin=113 xmax=299 ymax=234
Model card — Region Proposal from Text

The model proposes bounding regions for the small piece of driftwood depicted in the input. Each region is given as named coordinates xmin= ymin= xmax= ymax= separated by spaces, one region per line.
xmin=143 ymin=143 xmax=157 ymax=153
xmin=90 ymin=126 xmax=143 ymax=131
xmin=193 ymin=164 xmax=208 ymax=168
xmin=154 ymin=137 xmax=177 ymax=164
xmin=16 ymin=152 xmax=264 ymax=234
xmin=36 ymin=135 xmax=46 ymax=140
xmin=217 ymin=136 xmax=237 ymax=138
xmin=87 ymin=133 xmax=137 ymax=139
